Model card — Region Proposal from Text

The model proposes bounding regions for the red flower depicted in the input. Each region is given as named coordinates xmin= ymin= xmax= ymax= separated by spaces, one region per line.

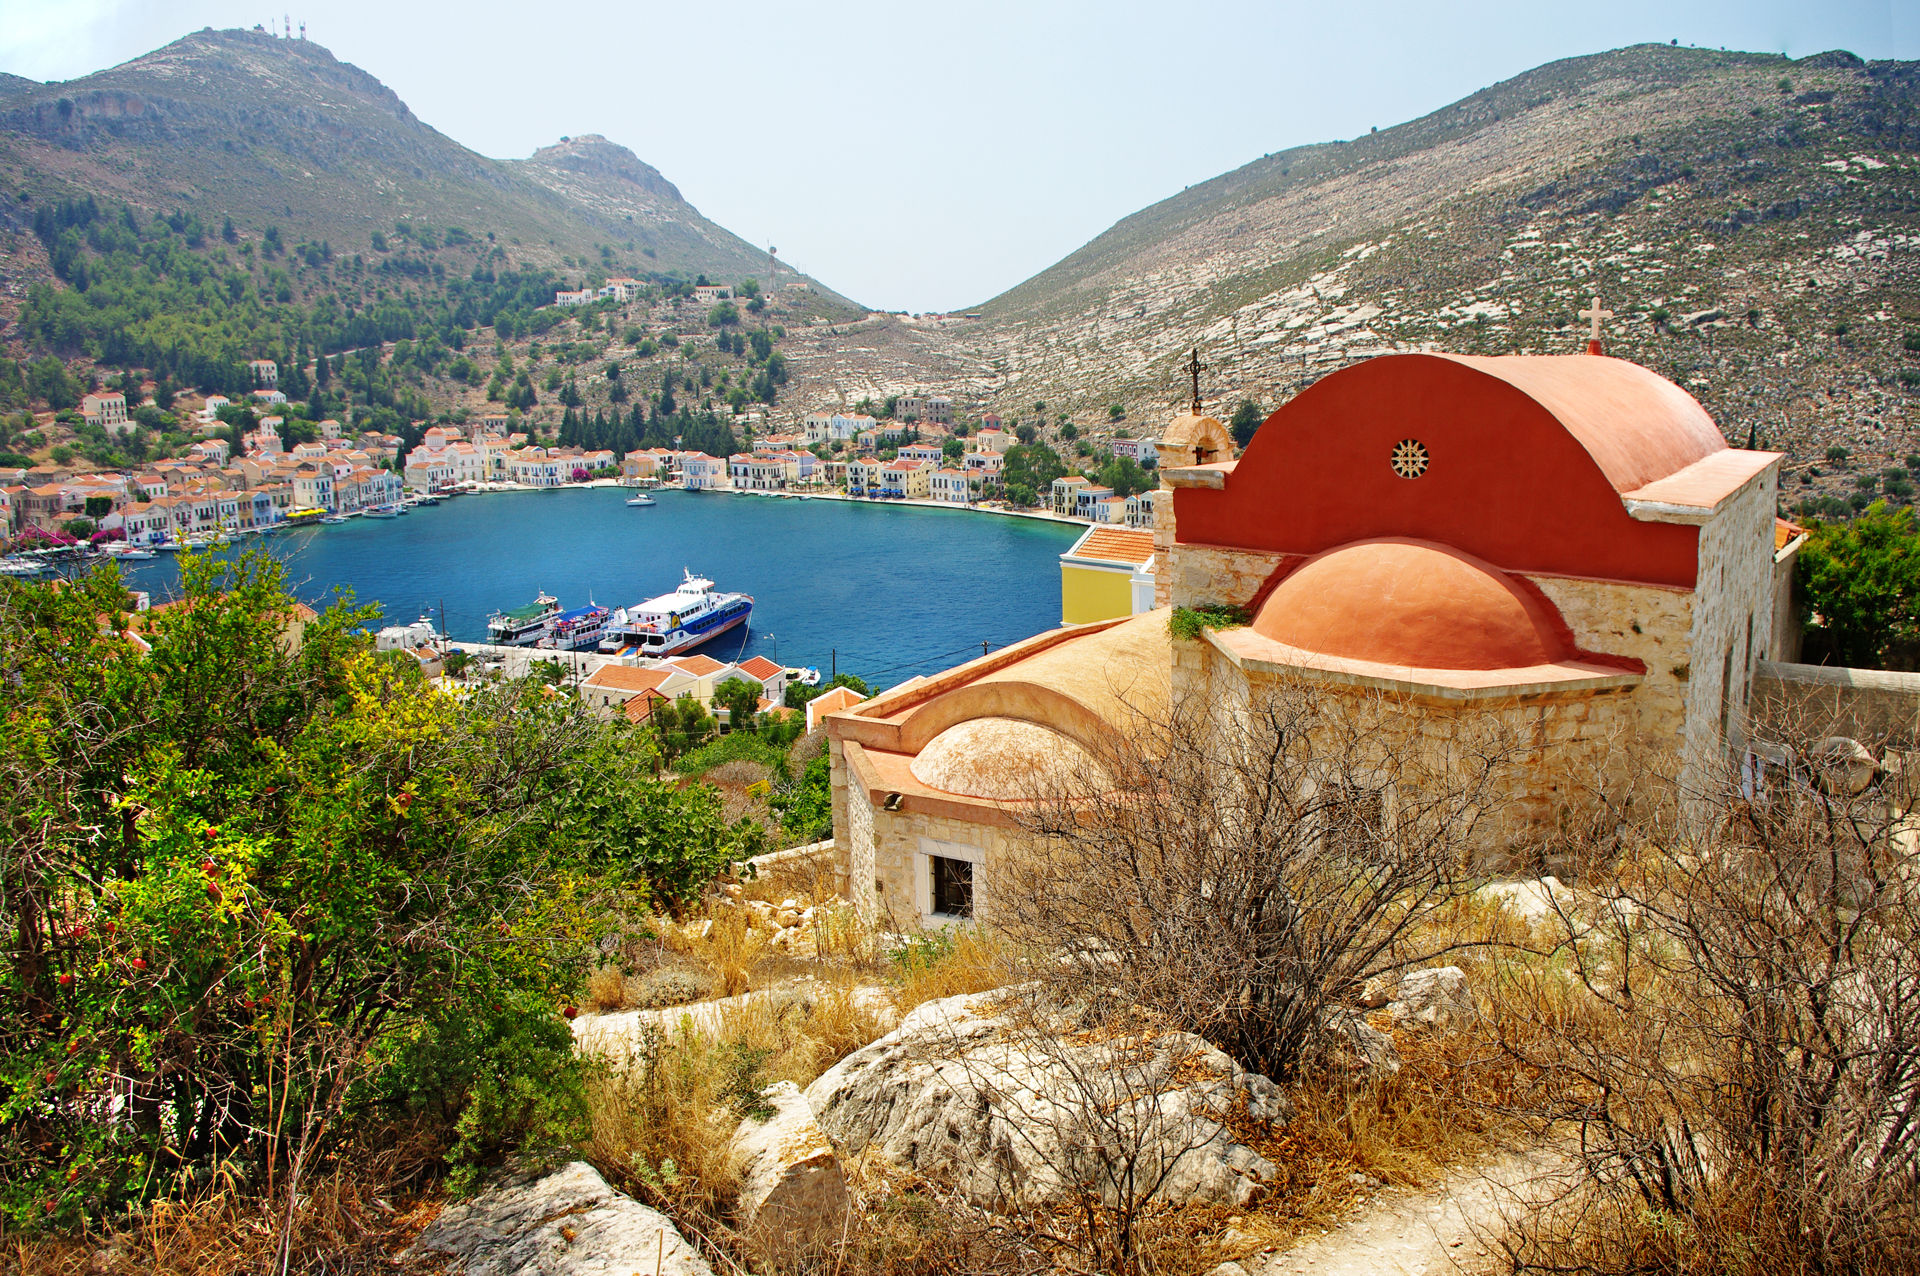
xmin=562 ymin=1005 xmax=579 ymax=1020
xmin=57 ymin=973 xmax=73 ymax=987
xmin=130 ymin=957 xmax=147 ymax=970
xmin=205 ymin=826 xmax=218 ymax=838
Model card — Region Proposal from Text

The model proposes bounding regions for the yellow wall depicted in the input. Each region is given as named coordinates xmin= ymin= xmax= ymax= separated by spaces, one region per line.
xmin=1061 ymin=563 xmax=1135 ymax=625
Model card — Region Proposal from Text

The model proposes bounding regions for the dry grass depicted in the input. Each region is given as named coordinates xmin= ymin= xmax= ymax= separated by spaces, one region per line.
xmin=672 ymin=907 xmax=771 ymax=999
xmin=889 ymin=930 xmax=1023 ymax=1016
xmin=583 ymin=976 xmax=891 ymax=1240
xmin=5 ymin=1148 xmax=442 ymax=1276
xmin=585 ymin=962 xmax=628 ymax=1012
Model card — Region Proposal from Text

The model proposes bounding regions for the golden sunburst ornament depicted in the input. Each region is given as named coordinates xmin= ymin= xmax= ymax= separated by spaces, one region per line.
xmin=1390 ymin=439 xmax=1429 ymax=479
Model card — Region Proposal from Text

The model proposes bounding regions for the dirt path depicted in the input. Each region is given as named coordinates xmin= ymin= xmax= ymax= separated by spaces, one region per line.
xmin=1240 ymin=1147 xmax=1567 ymax=1276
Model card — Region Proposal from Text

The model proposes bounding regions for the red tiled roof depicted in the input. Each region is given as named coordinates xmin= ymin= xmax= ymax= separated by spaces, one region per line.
xmin=669 ymin=654 xmax=726 ymax=677
xmin=737 ymin=655 xmax=784 ymax=680
xmin=1067 ymin=526 xmax=1156 ymax=566
xmin=582 ymin=665 xmax=674 ymax=694
xmin=622 ymin=689 xmax=671 ymax=723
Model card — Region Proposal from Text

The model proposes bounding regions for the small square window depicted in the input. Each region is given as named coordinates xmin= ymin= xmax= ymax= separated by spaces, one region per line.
xmin=931 ymin=855 xmax=973 ymax=919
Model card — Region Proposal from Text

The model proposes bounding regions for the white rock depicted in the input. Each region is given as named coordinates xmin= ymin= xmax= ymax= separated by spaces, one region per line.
xmin=1318 ymin=1008 xmax=1400 ymax=1079
xmin=404 ymin=1161 xmax=711 ymax=1276
xmin=1811 ymin=736 xmax=1877 ymax=795
xmin=730 ymin=1081 xmax=850 ymax=1260
xmin=1389 ymin=966 xmax=1471 ymax=1031
xmin=804 ymin=989 xmax=1290 ymax=1212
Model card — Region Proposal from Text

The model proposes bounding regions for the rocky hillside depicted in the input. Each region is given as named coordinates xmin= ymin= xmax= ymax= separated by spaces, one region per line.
xmin=794 ymin=45 xmax=1916 ymax=515
xmin=0 ymin=28 xmax=854 ymax=304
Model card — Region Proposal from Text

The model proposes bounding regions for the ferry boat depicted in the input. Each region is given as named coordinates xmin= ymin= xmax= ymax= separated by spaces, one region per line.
xmin=598 ymin=571 xmax=753 ymax=657
xmin=541 ymin=603 xmax=610 ymax=652
xmin=487 ymin=592 xmax=560 ymax=646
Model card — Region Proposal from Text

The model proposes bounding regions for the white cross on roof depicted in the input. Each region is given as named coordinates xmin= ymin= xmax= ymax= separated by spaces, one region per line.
xmin=1579 ymin=295 xmax=1614 ymax=343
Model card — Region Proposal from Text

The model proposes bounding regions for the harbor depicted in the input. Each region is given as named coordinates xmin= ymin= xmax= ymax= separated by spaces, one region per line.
xmin=111 ymin=484 xmax=1081 ymax=685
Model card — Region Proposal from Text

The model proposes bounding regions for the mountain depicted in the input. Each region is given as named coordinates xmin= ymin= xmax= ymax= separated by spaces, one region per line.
xmin=0 ymin=27 xmax=853 ymax=304
xmin=786 ymin=45 xmax=1915 ymax=514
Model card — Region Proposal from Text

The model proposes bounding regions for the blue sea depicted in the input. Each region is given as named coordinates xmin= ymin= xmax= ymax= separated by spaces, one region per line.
xmin=116 ymin=488 xmax=1081 ymax=685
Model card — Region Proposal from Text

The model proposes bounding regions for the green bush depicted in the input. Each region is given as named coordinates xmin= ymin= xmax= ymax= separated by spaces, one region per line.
xmin=0 ymin=552 xmax=672 ymax=1228
xmin=1169 ymin=604 xmax=1253 ymax=641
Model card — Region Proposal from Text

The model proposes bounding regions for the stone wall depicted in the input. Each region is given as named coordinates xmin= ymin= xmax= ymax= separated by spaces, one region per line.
xmin=1527 ymin=572 xmax=1693 ymax=769
xmin=1163 ymin=543 xmax=1289 ymax=612
xmin=1752 ymin=660 xmax=1920 ymax=745
xmin=1681 ymin=465 xmax=1779 ymax=798
xmin=1203 ymin=638 xmax=1647 ymax=868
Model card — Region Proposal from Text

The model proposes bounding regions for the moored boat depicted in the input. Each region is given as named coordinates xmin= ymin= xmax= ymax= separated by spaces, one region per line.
xmin=487 ymin=592 xmax=561 ymax=646
xmin=597 ymin=570 xmax=752 ymax=657
xmin=540 ymin=602 xmax=610 ymax=652
xmin=625 ymin=493 xmax=656 ymax=507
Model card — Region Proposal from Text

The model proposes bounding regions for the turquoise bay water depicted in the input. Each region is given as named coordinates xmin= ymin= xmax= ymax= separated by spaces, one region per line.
xmin=118 ymin=488 xmax=1080 ymax=684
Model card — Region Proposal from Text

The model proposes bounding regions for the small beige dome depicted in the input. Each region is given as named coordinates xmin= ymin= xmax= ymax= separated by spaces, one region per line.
xmin=910 ymin=717 xmax=1107 ymax=800
xmin=1157 ymin=413 xmax=1235 ymax=467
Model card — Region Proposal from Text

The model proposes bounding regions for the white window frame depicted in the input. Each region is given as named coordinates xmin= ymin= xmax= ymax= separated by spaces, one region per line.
xmin=915 ymin=836 xmax=982 ymax=926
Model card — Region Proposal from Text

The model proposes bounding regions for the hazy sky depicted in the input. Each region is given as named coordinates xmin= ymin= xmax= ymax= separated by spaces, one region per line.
xmin=2 ymin=1 xmax=1914 ymax=311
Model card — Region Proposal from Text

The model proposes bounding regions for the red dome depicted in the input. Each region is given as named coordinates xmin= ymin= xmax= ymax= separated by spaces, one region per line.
xmin=1254 ymin=538 xmax=1572 ymax=670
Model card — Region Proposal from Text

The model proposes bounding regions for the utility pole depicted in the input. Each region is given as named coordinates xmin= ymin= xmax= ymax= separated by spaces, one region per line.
xmin=830 ymin=648 xmax=836 ymax=681
xmin=981 ymin=640 xmax=990 ymax=660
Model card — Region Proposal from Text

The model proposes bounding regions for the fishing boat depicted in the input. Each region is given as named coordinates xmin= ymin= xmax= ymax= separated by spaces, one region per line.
xmin=540 ymin=602 xmax=610 ymax=652
xmin=597 ymin=571 xmax=752 ymax=657
xmin=625 ymin=493 xmax=657 ymax=507
xmin=487 ymin=592 xmax=561 ymax=646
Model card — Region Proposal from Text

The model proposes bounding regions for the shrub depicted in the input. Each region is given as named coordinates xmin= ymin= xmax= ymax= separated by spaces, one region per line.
xmin=629 ymin=967 xmax=714 ymax=1009
xmin=0 ymin=552 xmax=640 ymax=1228
xmin=1168 ymin=603 xmax=1252 ymax=640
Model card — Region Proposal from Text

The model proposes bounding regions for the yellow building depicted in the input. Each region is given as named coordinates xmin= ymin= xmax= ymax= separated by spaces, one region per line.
xmin=1059 ymin=526 xmax=1157 ymax=625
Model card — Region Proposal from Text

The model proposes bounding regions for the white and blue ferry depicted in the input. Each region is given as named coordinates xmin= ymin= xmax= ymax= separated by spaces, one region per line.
xmin=599 ymin=571 xmax=752 ymax=657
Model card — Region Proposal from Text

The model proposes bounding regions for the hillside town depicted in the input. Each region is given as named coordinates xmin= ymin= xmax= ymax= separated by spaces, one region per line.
xmin=1 ymin=367 xmax=1160 ymax=553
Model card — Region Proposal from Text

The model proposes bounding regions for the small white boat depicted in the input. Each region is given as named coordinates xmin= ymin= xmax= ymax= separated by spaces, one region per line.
xmin=362 ymin=505 xmax=399 ymax=519
xmin=105 ymin=544 xmax=156 ymax=560
xmin=321 ymin=514 xmax=348 ymax=525
xmin=625 ymin=494 xmax=656 ymax=507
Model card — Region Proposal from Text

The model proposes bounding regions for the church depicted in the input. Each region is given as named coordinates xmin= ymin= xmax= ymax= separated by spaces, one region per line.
xmin=823 ymin=349 xmax=1786 ymax=928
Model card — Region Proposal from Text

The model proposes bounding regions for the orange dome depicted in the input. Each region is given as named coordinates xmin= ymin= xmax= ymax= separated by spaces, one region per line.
xmin=1254 ymin=539 xmax=1572 ymax=670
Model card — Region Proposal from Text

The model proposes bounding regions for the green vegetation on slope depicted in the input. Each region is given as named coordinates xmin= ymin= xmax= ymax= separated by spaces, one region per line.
xmin=0 ymin=551 xmax=758 ymax=1228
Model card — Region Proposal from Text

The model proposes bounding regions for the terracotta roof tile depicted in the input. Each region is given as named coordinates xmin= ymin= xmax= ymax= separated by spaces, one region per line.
xmin=737 ymin=656 xmax=784 ymax=680
xmin=1066 ymin=527 xmax=1156 ymax=566
xmin=582 ymin=665 xmax=674 ymax=694
xmin=668 ymin=654 xmax=726 ymax=677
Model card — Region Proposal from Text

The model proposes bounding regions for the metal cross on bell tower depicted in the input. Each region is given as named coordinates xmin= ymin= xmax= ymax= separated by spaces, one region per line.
xmin=1183 ymin=346 xmax=1208 ymax=417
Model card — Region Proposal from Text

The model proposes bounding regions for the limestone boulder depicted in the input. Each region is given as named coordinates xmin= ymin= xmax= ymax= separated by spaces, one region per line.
xmin=730 ymin=1080 xmax=850 ymax=1259
xmin=1811 ymin=736 xmax=1878 ymax=795
xmin=1389 ymin=966 xmax=1471 ymax=1031
xmin=404 ymin=1160 xmax=711 ymax=1276
xmin=804 ymin=989 xmax=1290 ymax=1211
xmin=1316 ymin=1007 xmax=1401 ymax=1079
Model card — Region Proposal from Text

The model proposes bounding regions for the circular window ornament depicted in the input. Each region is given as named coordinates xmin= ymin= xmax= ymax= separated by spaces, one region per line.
xmin=1390 ymin=439 xmax=1430 ymax=479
